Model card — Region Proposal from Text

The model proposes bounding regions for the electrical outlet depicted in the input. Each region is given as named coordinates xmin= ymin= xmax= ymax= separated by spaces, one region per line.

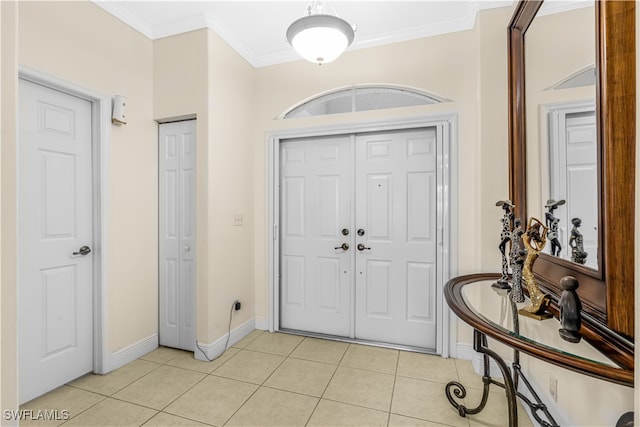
xmin=548 ymin=373 xmax=557 ymax=402
xmin=234 ymin=301 xmax=241 ymax=311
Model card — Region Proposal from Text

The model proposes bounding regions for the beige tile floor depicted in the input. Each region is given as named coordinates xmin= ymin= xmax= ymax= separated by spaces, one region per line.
xmin=20 ymin=331 xmax=534 ymax=427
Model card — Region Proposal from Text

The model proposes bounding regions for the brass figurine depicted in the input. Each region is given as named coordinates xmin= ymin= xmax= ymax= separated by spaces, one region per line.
xmin=518 ymin=217 xmax=553 ymax=319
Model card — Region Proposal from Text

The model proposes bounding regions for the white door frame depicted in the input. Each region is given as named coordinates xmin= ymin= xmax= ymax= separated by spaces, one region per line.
xmin=18 ymin=66 xmax=110 ymax=374
xmin=266 ymin=113 xmax=458 ymax=356
xmin=540 ymin=99 xmax=596 ymax=206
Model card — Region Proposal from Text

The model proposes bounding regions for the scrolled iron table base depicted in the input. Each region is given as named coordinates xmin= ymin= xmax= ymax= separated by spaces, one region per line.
xmin=446 ymin=329 xmax=558 ymax=427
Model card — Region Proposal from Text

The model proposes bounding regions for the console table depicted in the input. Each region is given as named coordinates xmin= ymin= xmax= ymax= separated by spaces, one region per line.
xmin=444 ymin=273 xmax=634 ymax=427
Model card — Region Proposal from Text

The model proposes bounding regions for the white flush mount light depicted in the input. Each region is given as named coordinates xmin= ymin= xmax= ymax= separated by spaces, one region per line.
xmin=286 ymin=1 xmax=355 ymax=65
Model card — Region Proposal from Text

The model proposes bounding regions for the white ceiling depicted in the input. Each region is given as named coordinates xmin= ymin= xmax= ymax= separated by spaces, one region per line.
xmin=93 ymin=1 xmax=514 ymax=68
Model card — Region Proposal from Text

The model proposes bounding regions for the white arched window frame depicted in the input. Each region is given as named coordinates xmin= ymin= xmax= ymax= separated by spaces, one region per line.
xmin=279 ymin=84 xmax=450 ymax=119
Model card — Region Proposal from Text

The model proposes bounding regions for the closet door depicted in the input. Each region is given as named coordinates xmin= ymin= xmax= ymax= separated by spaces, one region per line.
xmin=159 ymin=120 xmax=196 ymax=351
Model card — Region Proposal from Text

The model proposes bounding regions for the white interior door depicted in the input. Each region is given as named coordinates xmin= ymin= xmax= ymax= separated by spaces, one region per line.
xmin=279 ymin=135 xmax=353 ymax=336
xmin=159 ymin=120 xmax=196 ymax=351
xmin=279 ymin=128 xmax=439 ymax=350
xmin=354 ymin=129 xmax=438 ymax=348
xmin=18 ymin=79 xmax=93 ymax=403
xmin=549 ymin=107 xmax=597 ymax=268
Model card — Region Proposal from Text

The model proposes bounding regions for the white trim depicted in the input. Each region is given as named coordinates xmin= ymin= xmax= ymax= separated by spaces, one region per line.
xmin=254 ymin=316 xmax=268 ymax=331
xmin=89 ymin=2 xmax=513 ymax=68
xmin=456 ymin=342 xmax=551 ymax=426
xmin=18 ymin=66 xmax=111 ymax=374
xmin=194 ymin=317 xmax=257 ymax=361
xmin=278 ymin=84 xmax=451 ymax=120
xmin=91 ymin=1 xmax=154 ymax=39
xmin=455 ymin=341 xmax=476 ymax=361
xmin=111 ymin=334 xmax=158 ymax=371
xmin=267 ymin=113 xmax=458 ymax=355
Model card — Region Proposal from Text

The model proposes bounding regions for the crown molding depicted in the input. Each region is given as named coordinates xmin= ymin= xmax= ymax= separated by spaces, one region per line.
xmin=92 ymin=1 xmax=515 ymax=69
xmin=91 ymin=1 xmax=153 ymax=39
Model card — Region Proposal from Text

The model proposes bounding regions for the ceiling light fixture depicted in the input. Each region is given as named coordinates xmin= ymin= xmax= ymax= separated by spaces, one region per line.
xmin=286 ymin=1 xmax=355 ymax=65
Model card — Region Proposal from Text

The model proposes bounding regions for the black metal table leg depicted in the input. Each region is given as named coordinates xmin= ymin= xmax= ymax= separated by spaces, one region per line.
xmin=445 ymin=329 xmax=518 ymax=426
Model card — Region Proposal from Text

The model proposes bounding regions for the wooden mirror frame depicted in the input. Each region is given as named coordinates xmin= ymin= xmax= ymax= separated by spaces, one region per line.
xmin=508 ymin=1 xmax=635 ymax=367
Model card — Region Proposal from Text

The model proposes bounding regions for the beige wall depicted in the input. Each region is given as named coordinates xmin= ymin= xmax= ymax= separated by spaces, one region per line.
xmin=1 ymin=0 xmax=19 ymax=416
xmin=252 ymin=15 xmax=494 ymax=325
xmin=249 ymin=5 xmax=636 ymax=425
xmin=154 ymin=29 xmax=213 ymax=342
xmin=17 ymin=1 xmax=158 ymax=354
xmin=154 ymin=28 xmax=255 ymax=344
xmin=0 ymin=0 xmax=637 ymax=422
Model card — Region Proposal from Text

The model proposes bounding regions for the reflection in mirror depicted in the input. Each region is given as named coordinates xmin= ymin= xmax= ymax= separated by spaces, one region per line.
xmin=524 ymin=2 xmax=597 ymax=269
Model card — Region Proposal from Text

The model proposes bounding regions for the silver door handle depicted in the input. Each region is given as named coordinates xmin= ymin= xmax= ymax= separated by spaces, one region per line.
xmin=185 ymin=245 xmax=191 ymax=252
xmin=73 ymin=245 xmax=92 ymax=256
xmin=357 ymin=243 xmax=371 ymax=251
xmin=334 ymin=243 xmax=349 ymax=251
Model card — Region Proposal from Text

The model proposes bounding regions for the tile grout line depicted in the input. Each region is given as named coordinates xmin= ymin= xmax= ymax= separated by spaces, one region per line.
xmin=57 ymin=358 xmax=166 ymax=425
xmin=221 ymin=333 xmax=306 ymax=426
xmin=386 ymin=350 xmax=401 ymax=426
xmin=303 ymin=339 xmax=350 ymax=426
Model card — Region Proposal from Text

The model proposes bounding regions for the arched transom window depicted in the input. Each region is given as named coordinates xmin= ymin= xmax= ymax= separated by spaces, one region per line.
xmin=280 ymin=85 xmax=450 ymax=119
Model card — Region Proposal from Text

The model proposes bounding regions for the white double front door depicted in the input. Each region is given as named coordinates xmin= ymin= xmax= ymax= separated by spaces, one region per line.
xmin=279 ymin=128 xmax=439 ymax=349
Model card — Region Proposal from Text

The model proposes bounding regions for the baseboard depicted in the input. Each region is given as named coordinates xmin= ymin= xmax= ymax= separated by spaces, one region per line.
xmin=194 ymin=317 xmax=256 ymax=362
xmin=518 ymin=377 xmax=570 ymax=427
xmin=456 ymin=341 xmax=504 ymax=379
xmin=254 ymin=316 xmax=267 ymax=331
xmin=109 ymin=334 xmax=158 ymax=372
xmin=457 ymin=342 xmax=567 ymax=425
xmin=455 ymin=342 xmax=475 ymax=361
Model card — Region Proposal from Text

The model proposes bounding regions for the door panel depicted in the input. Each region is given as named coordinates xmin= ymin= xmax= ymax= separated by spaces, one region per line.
xmin=279 ymin=136 xmax=352 ymax=336
xmin=159 ymin=120 xmax=196 ymax=351
xmin=355 ymin=129 xmax=438 ymax=349
xmin=564 ymin=112 xmax=597 ymax=267
xmin=549 ymin=108 xmax=597 ymax=268
xmin=19 ymin=79 xmax=93 ymax=403
xmin=279 ymin=128 xmax=439 ymax=350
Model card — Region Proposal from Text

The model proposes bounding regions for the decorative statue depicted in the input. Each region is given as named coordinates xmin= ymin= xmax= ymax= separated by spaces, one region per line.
xmin=492 ymin=200 xmax=514 ymax=290
xmin=509 ymin=218 xmax=526 ymax=303
xmin=519 ymin=217 xmax=552 ymax=319
xmin=569 ymin=217 xmax=588 ymax=264
xmin=558 ymin=276 xmax=582 ymax=343
xmin=544 ymin=199 xmax=565 ymax=256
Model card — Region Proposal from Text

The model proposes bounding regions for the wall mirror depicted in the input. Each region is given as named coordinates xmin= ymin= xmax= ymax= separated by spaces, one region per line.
xmin=508 ymin=0 xmax=635 ymax=367
xmin=525 ymin=2 xmax=597 ymax=270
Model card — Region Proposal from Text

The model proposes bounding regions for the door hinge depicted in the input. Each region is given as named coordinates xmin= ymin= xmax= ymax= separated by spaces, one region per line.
xmin=273 ymin=224 xmax=278 ymax=240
